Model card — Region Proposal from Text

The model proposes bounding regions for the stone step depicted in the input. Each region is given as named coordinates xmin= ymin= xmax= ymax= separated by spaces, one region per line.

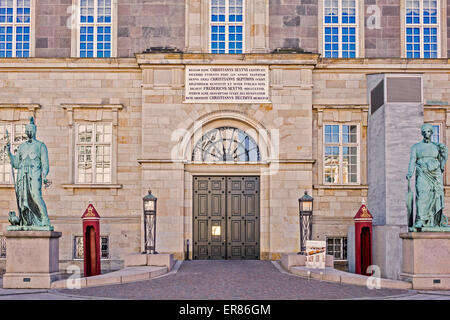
xmin=51 ymin=265 xmax=168 ymax=289
xmin=289 ymin=266 xmax=412 ymax=290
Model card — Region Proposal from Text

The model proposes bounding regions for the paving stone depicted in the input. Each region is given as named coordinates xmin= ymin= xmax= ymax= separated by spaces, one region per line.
xmin=56 ymin=261 xmax=410 ymax=300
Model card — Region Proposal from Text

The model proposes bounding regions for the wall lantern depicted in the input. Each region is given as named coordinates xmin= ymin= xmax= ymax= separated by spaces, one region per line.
xmin=298 ymin=191 xmax=314 ymax=253
xmin=143 ymin=189 xmax=158 ymax=254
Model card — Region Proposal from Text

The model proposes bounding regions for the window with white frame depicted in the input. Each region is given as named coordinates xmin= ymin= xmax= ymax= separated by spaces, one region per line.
xmin=405 ymin=0 xmax=439 ymax=58
xmin=0 ymin=0 xmax=31 ymax=57
xmin=78 ymin=0 xmax=112 ymax=57
xmin=0 ymin=123 xmax=26 ymax=184
xmin=324 ymin=124 xmax=359 ymax=184
xmin=323 ymin=0 xmax=358 ymax=58
xmin=210 ymin=0 xmax=244 ymax=54
xmin=326 ymin=237 xmax=347 ymax=260
xmin=431 ymin=123 xmax=441 ymax=143
xmin=76 ymin=123 xmax=112 ymax=184
xmin=0 ymin=234 xmax=6 ymax=258
xmin=73 ymin=235 xmax=110 ymax=259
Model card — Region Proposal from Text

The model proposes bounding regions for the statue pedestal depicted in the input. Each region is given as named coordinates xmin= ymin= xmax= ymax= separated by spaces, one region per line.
xmin=3 ymin=231 xmax=62 ymax=289
xmin=399 ymin=232 xmax=450 ymax=290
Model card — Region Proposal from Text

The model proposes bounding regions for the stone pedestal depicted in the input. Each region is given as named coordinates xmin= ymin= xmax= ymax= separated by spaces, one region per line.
xmin=3 ymin=231 xmax=62 ymax=289
xmin=400 ymin=232 xmax=450 ymax=290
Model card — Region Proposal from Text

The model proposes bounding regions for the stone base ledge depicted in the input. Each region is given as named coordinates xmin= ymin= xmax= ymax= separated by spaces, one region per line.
xmin=400 ymin=273 xmax=450 ymax=290
xmin=4 ymin=231 xmax=62 ymax=238
xmin=289 ymin=266 xmax=412 ymax=290
xmin=400 ymin=232 xmax=450 ymax=240
xmin=124 ymin=253 xmax=175 ymax=271
xmin=280 ymin=253 xmax=334 ymax=271
xmin=3 ymin=272 xmax=62 ymax=289
xmin=3 ymin=230 xmax=61 ymax=289
xmin=51 ymin=266 xmax=167 ymax=289
xmin=400 ymin=232 xmax=450 ymax=290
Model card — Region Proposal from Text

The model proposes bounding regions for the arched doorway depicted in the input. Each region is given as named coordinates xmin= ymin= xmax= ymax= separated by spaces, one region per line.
xmin=191 ymin=127 xmax=261 ymax=260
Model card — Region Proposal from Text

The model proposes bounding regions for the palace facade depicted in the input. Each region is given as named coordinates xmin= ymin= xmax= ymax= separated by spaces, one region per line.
xmin=0 ymin=0 xmax=449 ymax=278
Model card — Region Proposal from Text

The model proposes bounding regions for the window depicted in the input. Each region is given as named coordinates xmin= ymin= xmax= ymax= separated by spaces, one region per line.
xmin=326 ymin=237 xmax=347 ymax=260
xmin=0 ymin=123 xmax=26 ymax=184
xmin=100 ymin=236 xmax=109 ymax=259
xmin=76 ymin=123 xmax=112 ymax=184
xmin=405 ymin=0 xmax=439 ymax=58
xmin=324 ymin=124 xmax=359 ymax=184
xmin=0 ymin=234 xmax=6 ymax=258
xmin=192 ymin=127 xmax=260 ymax=162
xmin=0 ymin=0 xmax=31 ymax=57
xmin=78 ymin=0 xmax=112 ymax=57
xmin=210 ymin=0 xmax=244 ymax=54
xmin=431 ymin=124 xmax=440 ymax=143
xmin=74 ymin=236 xmax=83 ymax=259
xmin=323 ymin=0 xmax=358 ymax=58
xmin=73 ymin=235 xmax=109 ymax=259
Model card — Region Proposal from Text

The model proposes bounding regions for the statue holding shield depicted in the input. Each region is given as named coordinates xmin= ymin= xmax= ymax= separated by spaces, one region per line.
xmin=5 ymin=117 xmax=53 ymax=231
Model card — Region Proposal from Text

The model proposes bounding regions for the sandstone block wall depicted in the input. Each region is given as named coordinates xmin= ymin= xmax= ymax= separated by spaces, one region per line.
xmin=269 ymin=0 xmax=318 ymax=53
xmin=364 ymin=0 xmax=401 ymax=58
xmin=117 ymin=0 xmax=185 ymax=57
xmin=0 ymin=59 xmax=143 ymax=270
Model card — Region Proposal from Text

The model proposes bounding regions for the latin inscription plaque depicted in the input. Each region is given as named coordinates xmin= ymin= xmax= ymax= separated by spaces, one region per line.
xmin=184 ymin=65 xmax=270 ymax=103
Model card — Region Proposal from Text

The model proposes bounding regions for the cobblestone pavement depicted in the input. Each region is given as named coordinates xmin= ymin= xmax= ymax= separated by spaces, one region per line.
xmin=1 ymin=262 xmax=450 ymax=300
xmin=54 ymin=260 xmax=414 ymax=300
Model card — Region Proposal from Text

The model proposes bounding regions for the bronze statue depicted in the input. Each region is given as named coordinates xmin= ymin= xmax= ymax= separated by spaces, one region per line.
xmin=6 ymin=117 xmax=53 ymax=231
xmin=406 ymin=123 xmax=450 ymax=231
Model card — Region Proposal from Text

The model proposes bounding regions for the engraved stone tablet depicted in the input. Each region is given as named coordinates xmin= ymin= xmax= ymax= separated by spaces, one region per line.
xmin=184 ymin=65 xmax=270 ymax=103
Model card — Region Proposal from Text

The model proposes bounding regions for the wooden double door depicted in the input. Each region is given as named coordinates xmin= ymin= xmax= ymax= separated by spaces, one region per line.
xmin=193 ymin=176 xmax=260 ymax=260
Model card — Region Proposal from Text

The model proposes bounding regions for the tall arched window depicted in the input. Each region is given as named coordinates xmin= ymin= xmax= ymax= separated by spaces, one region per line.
xmin=192 ymin=127 xmax=260 ymax=162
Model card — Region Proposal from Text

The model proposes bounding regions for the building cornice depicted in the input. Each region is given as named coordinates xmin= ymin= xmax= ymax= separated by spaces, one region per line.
xmin=0 ymin=103 xmax=40 ymax=110
xmin=313 ymin=104 xmax=369 ymax=111
xmin=0 ymin=58 xmax=139 ymax=70
xmin=135 ymin=53 xmax=320 ymax=66
xmin=0 ymin=57 xmax=448 ymax=72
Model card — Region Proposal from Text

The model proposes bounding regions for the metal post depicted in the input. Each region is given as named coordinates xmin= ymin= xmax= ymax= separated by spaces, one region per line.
xmin=299 ymin=212 xmax=312 ymax=253
xmin=186 ymin=239 xmax=190 ymax=261
xmin=143 ymin=190 xmax=158 ymax=254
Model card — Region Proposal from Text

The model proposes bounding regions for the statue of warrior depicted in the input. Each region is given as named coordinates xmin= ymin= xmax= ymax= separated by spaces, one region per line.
xmin=6 ymin=117 xmax=52 ymax=229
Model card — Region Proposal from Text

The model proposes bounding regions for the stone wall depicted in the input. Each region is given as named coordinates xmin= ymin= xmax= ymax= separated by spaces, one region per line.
xmin=364 ymin=0 xmax=401 ymax=58
xmin=269 ymin=0 xmax=318 ymax=53
xmin=35 ymin=0 xmax=72 ymax=57
xmin=34 ymin=0 xmax=186 ymax=58
xmin=117 ymin=0 xmax=185 ymax=57
xmin=0 ymin=59 xmax=143 ymax=271
xmin=448 ymin=0 xmax=450 ymax=58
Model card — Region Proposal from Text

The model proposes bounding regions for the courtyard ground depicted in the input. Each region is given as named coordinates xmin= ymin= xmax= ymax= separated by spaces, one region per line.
xmin=0 ymin=260 xmax=449 ymax=300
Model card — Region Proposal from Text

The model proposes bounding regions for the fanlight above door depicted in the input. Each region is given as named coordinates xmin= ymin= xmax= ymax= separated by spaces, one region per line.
xmin=192 ymin=127 xmax=260 ymax=162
